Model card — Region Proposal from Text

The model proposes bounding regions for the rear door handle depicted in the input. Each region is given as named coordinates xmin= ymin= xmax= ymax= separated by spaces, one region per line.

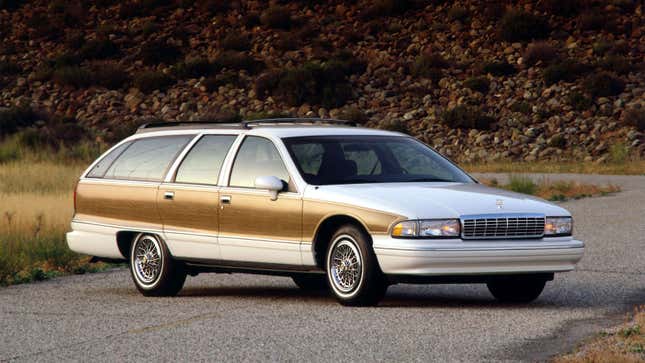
xmin=220 ymin=195 xmax=231 ymax=204
xmin=164 ymin=191 xmax=175 ymax=200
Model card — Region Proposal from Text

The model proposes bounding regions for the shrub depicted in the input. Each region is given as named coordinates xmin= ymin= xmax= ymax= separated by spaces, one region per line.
xmin=583 ymin=72 xmax=625 ymax=97
xmin=623 ymin=108 xmax=645 ymax=132
xmin=213 ymin=51 xmax=265 ymax=74
xmin=0 ymin=0 xmax=23 ymax=10
xmin=51 ymin=53 xmax=82 ymax=69
xmin=540 ymin=0 xmax=583 ymax=17
xmin=339 ymin=107 xmax=368 ymax=125
xmin=0 ymin=106 xmax=41 ymax=136
xmin=567 ymin=92 xmax=592 ymax=111
xmin=260 ymin=6 xmax=292 ymax=30
xmin=133 ymin=71 xmax=174 ymax=93
xmin=0 ymin=60 xmax=21 ymax=75
xmin=378 ymin=119 xmax=410 ymax=134
xmin=543 ymin=59 xmax=589 ymax=85
xmin=499 ymin=10 xmax=549 ymax=42
xmin=221 ymin=33 xmax=251 ymax=51
xmin=523 ymin=42 xmax=558 ymax=67
xmin=447 ymin=6 xmax=469 ymax=22
xmin=140 ymin=40 xmax=182 ymax=65
xmin=243 ymin=13 xmax=261 ymax=28
xmin=203 ymin=72 xmax=243 ymax=91
xmin=412 ymin=53 xmax=450 ymax=80
xmin=463 ymin=77 xmax=490 ymax=93
xmin=91 ymin=62 xmax=130 ymax=90
xmin=79 ymin=39 xmax=119 ymax=60
xmin=52 ymin=66 xmax=93 ymax=88
xmin=507 ymin=175 xmax=537 ymax=195
xmin=481 ymin=61 xmax=517 ymax=76
xmin=510 ymin=101 xmax=531 ymax=114
xmin=548 ymin=134 xmax=567 ymax=148
xmin=360 ymin=0 xmax=416 ymax=19
xmin=608 ymin=142 xmax=629 ymax=163
xmin=172 ymin=57 xmax=214 ymax=79
xmin=244 ymin=111 xmax=291 ymax=121
xmin=598 ymin=55 xmax=631 ymax=75
xmin=441 ymin=105 xmax=495 ymax=130
xmin=141 ymin=21 xmax=158 ymax=37
xmin=579 ymin=11 xmax=608 ymax=31
xmin=592 ymin=40 xmax=613 ymax=56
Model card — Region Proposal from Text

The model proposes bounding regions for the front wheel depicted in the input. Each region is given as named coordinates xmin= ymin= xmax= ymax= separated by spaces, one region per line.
xmin=326 ymin=225 xmax=387 ymax=306
xmin=129 ymin=233 xmax=186 ymax=297
xmin=487 ymin=275 xmax=547 ymax=303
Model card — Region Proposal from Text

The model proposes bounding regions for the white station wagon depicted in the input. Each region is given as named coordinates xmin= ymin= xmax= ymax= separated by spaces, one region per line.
xmin=67 ymin=119 xmax=584 ymax=306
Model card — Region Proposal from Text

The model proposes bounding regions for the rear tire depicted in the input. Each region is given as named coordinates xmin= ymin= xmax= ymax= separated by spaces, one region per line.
xmin=487 ymin=275 xmax=547 ymax=303
xmin=129 ymin=233 xmax=186 ymax=297
xmin=326 ymin=225 xmax=387 ymax=306
xmin=292 ymin=275 xmax=328 ymax=291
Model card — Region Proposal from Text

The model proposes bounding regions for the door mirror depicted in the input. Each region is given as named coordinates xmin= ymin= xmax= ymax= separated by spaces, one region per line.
xmin=254 ymin=176 xmax=285 ymax=201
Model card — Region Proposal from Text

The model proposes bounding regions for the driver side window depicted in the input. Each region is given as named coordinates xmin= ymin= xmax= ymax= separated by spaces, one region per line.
xmin=229 ymin=136 xmax=290 ymax=188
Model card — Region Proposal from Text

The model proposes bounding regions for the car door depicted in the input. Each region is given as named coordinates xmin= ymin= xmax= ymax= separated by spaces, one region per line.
xmin=156 ymin=134 xmax=237 ymax=260
xmin=218 ymin=135 xmax=303 ymax=266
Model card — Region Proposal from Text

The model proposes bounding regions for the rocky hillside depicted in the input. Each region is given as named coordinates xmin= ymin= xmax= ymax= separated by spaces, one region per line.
xmin=0 ymin=0 xmax=643 ymax=163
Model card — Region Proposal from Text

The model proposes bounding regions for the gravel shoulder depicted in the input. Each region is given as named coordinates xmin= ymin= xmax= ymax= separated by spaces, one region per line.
xmin=1 ymin=174 xmax=644 ymax=362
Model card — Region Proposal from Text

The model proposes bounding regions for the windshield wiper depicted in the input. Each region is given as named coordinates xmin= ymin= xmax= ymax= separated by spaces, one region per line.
xmin=405 ymin=177 xmax=453 ymax=182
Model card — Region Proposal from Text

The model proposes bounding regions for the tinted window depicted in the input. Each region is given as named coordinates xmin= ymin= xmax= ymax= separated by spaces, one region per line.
xmin=175 ymin=135 xmax=236 ymax=185
xmin=104 ymin=136 xmax=192 ymax=181
xmin=86 ymin=141 xmax=132 ymax=178
xmin=229 ymin=136 xmax=289 ymax=188
xmin=284 ymin=136 xmax=473 ymax=185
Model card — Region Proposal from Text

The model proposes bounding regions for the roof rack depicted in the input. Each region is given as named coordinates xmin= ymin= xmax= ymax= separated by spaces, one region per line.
xmin=136 ymin=118 xmax=357 ymax=133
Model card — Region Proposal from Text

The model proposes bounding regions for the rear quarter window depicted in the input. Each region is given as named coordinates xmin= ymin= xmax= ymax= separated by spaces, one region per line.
xmin=102 ymin=135 xmax=192 ymax=182
xmin=86 ymin=141 xmax=132 ymax=178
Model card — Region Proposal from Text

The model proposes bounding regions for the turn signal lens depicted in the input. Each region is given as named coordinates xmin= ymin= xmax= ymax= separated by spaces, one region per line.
xmin=544 ymin=217 xmax=573 ymax=236
xmin=391 ymin=221 xmax=417 ymax=237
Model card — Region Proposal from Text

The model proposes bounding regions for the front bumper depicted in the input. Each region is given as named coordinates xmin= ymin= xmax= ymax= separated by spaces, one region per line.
xmin=372 ymin=235 xmax=584 ymax=276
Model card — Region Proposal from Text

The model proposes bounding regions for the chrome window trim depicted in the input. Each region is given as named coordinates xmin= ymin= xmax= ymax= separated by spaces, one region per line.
xmin=163 ymin=133 xmax=203 ymax=183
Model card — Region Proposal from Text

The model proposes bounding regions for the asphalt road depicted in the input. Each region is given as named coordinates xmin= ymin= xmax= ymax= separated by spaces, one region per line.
xmin=1 ymin=174 xmax=644 ymax=362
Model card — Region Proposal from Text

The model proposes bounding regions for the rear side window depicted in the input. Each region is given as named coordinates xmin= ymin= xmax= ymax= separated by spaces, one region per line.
xmin=86 ymin=141 xmax=132 ymax=178
xmin=103 ymin=136 xmax=192 ymax=181
xmin=229 ymin=136 xmax=290 ymax=188
xmin=174 ymin=135 xmax=236 ymax=185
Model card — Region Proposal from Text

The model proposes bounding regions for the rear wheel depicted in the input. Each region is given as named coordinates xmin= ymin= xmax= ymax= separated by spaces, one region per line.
xmin=129 ymin=233 xmax=186 ymax=297
xmin=291 ymin=275 xmax=328 ymax=291
xmin=487 ymin=275 xmax=547 ymax=303
xmin=326 ymin=225 xmax=387 ymax=306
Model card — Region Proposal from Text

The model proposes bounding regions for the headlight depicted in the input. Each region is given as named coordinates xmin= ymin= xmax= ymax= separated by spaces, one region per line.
xmin=544 ymin=217 xmax=573 ymax=236
xmin=391 ymin=219 xmax=460 ymax=238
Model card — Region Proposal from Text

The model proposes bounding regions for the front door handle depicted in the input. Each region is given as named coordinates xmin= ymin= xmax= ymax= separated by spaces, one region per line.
xmin=220 ymin=195 xmax=231 ymax=204
xmin=164 ymin=191 xmax=175 ymax=200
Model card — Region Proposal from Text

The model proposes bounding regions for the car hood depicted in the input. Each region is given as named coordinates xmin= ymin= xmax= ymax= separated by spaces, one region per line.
xmin=304 ymin=182 xmax=570 ymax=219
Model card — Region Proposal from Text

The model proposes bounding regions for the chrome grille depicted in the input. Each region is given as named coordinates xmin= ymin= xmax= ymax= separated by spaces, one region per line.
xmin=461 ymin=214 xmax=545 ymax=239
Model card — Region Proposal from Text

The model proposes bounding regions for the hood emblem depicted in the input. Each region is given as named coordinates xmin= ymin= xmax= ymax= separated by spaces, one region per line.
xmin=496 ymin=199 xmax=504 ymax=209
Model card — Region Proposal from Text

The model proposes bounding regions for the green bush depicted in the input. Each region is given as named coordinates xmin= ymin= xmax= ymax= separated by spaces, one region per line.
xmin=510 ymin=101 xmax=531 ymax=114
xmin=412 ymin=53 xmax=450 ymax=81
xmin=499 ymin=10 xmax=549 ymax=42
xmin=441 ymin=105 xmax=495 ymax=130
xmin=598 ymin=55 xmax=631 ymax=75
xmin=360 ymin=0 xmax=417 ymax=19
xmin=260 ymin=6 xmax=292 ymax=30
xmin=481 ymin=61 xmax=517 ymax=76
xmin=447 ymin=6 xmax=469 ymax=22
xmin=567 ymin=92 xmax=593 ymax=111
xmin=91 ymin=62 xmax=130 ymax=90
xmin=203 ymin=72 xmax=243 ymax=91
xmin=539 ymin=0 xmax=583 ymax=17
xmin=543 ymin=59 xmax=589 ymax=85
xmin=140 ymin=40 xmax=182 ymax=65
xmin=0 ymin=106 xmax=41 ymax=136
xmin=523 ymin=42 xmax=558 ymax=67
xmin=133 ymin=71 xmax=174 ymax=93
xmin=579 ymin=11 xmax=612 ymax=31
xmin=172 ymin=57 xmax=215 ymax=79
xmin=507 ymin=175 xmax=537 ymax=195
xmin=583 ymin=72 xmax=625 ymax=97
xmin=79 ymin=39 xmax=119 ymax=59
xmin=378 ymin=119 xmax=410 ymax=134
xmin=623 ymin=108 xmax=645 ymax=132
xmin=463 ymin=77 xmax=490 ymax=93
xmin=52 ymin=66 xmax=93 ymax=88
xmin=221 ymin=33 xmax=251 ymax=51
xmin=0 ymin=60 xmax=21 ymax=75
xmin=548 ymin=134 xmax=567 ymax=148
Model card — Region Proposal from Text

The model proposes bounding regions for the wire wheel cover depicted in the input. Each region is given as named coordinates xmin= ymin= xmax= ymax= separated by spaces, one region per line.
xmin=330 ymin=239 xmax=362 ymax=293
xmin=133 ymin=236 xmax=162 ymax=285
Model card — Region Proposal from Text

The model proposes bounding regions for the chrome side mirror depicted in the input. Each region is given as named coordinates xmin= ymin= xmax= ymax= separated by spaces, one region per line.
xmin=254 ymin=176 xmax=285 ymax=201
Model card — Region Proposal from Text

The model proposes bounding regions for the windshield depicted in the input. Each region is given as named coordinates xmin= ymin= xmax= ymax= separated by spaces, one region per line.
xmin=283 ymin=135 xmax=473 ymax=185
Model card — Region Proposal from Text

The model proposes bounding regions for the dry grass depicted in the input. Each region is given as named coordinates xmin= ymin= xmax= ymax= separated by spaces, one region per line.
xmin=555 ymin=307 xmax=645 ymax=363
xmin=481 ymin=175 xmax=620 ymax=201
xmin=0 ymin=162 xmax=107 ymax=285
xmin=464 ymin=160 xmax=645 ymax=176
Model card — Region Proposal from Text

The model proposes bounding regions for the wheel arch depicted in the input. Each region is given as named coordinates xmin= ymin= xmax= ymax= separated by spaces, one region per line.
xmin=116 ymin=231 xmax=141 ymax=260
xmin=311 ymin=214 xmax=372 ymax=269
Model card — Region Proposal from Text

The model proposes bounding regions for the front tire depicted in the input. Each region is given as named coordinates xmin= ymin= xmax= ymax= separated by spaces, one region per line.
xmin=487 ymin=275 xmax=547 ymax=303
xmin=326 ymin=225 xmax=387 ymax=306
xmin=129 ymin=233 xmax=186 ymax=297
